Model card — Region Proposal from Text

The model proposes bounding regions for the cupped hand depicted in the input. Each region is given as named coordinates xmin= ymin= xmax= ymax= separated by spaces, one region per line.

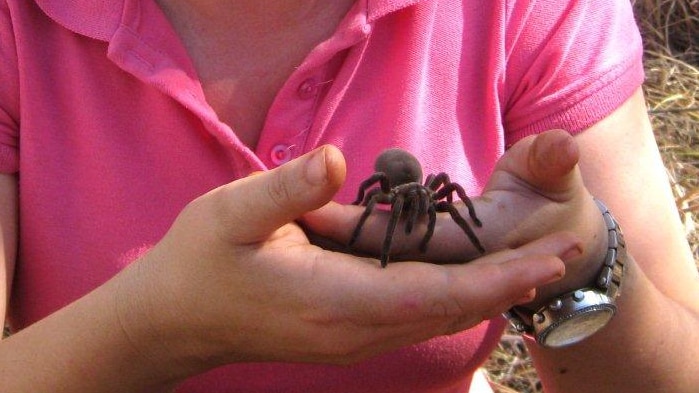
xmin=113 ymin=145 xmax=579 ymax=384
xmin=303 ymin=130 xmax=608 ymax=305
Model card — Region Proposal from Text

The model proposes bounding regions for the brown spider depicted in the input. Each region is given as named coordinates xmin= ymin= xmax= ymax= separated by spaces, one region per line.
xmin=349 ymin=148 xmax=485 ymax=267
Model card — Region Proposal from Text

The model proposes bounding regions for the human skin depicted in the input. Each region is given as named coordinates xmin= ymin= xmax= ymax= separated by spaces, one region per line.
xmin=2 ymin=91 xmax=695 ymax=393
xmin=305 ymin=89 xmax=699 ymax=393
xmin=0 ymin=144 xmax=580 ymax=392
xmin=0 ymin=1 xmax=581 ymax=390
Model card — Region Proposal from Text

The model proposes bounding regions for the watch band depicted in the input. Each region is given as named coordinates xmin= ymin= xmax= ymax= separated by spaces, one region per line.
xmin=504 ymin=198 xmax=627 ymax=347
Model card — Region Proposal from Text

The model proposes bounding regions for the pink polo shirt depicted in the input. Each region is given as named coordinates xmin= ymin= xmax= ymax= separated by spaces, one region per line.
xmin=0 ymin=0 xmax=643 ymax=391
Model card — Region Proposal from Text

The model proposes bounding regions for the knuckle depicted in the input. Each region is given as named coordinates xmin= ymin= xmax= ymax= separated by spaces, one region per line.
xmin=265 ymin=169 xmax=295 ymax=210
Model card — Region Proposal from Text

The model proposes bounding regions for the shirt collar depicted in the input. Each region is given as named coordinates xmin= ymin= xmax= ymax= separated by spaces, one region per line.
xmin=366 ymin=0 xmax=424 ymax=22
xmin=34 ymin=0 xmax=125 ymax=41
xmin=34 ymin=0 xmax=424 ymax=41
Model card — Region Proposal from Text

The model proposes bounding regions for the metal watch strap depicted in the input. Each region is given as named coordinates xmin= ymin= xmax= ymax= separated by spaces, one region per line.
xmin=504 ymin=198 xmax=626 ymax=346
xmin=593 ymin=199 xmax=625 ymax=299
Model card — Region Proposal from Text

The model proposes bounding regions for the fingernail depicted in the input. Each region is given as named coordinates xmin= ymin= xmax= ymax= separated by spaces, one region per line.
xmin=560 ymin=243 xmax=583 ymax=263
xmin=514 ymin=289 xmax=537 ymax=305
xmin=544 ymin=267 xmax=565 ymax=285
xmin=305 ymin=147 xmax=328 ymax=185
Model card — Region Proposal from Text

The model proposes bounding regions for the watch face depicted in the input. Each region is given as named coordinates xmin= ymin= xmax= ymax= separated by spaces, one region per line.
xmin=541 ymin=307 xmax=615 ymax=348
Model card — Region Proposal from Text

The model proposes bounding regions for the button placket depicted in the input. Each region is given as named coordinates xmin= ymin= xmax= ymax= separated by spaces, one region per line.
xmin=263 ymin=73 xmax=323 ymax=167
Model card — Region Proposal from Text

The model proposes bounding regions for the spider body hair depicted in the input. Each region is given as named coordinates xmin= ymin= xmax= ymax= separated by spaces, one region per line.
xmin=375 ymin=148 xmax=423 ymax=187
xmin=350 ymin=148 xmax=484 ymax=267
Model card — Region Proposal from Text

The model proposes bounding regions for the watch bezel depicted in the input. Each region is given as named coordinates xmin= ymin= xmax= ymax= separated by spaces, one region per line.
xmin=534 ymin=288 xmax=617 ymax=347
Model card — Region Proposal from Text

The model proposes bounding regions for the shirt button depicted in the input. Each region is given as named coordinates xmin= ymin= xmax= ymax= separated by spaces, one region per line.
xmin=297 ymin=78 xmax=318 ymax=100
xmin=270 ymin=144 xmax=293 ymax=166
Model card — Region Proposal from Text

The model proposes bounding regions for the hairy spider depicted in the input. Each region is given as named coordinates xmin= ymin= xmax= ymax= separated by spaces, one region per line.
xmin=349 ymin=148 xmax=485 ymax=268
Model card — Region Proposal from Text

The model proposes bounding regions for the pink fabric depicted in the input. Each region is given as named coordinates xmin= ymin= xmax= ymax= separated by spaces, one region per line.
xmin=0 ymin=0 xmax=644 ymax=391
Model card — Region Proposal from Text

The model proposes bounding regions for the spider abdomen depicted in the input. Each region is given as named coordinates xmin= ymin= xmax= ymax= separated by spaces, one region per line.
xmin=374 ymin=148 xmax=423 ymax=187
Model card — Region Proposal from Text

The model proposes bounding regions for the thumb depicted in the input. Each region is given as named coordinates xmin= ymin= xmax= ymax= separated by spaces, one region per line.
xmin=501 ymin=129 xmax=581 ymax=196
xmin=211 ymin=145 xmax=347 ymax=243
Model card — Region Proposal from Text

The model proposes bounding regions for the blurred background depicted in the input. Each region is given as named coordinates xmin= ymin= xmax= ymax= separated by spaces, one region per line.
xmin=484 ymin=0 xmax=699 ymax=391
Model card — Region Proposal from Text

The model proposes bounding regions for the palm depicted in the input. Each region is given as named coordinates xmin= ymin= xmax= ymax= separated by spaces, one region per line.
xmin=303 ymin=130 xmax=594 ymax=264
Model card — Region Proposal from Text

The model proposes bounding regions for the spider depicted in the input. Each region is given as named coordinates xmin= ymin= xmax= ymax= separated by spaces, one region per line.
xmin=349 ymin=148 xmax=485 ymax=268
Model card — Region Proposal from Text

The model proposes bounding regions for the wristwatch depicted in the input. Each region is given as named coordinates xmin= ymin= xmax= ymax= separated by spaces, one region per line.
xmin=503 ymin=199 xmax=627 ymax=348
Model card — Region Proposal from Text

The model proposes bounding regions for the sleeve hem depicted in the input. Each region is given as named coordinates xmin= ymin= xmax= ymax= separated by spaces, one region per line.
xmin=0 ymin=144 xmax=19 ymax=174
xmin=505 ymin=56 xmax=646 ymax=146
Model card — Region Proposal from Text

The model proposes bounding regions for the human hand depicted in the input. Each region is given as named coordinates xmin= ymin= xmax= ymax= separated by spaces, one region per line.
xmin=113 ymin=145 xmax=579 ymax=384
xmin=303 ymin=130 xmax=607 ymax=307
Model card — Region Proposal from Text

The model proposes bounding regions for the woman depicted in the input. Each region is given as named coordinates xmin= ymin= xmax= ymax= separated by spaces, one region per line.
xmin=0 ymin=0 xmax=697 ymax=392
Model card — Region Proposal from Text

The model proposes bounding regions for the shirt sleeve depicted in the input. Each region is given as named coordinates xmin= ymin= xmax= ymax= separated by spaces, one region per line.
xmin=0 ymin=0 xmax=20 ymax=174
xmin=502 ymin=0 xmax=645 ymax=145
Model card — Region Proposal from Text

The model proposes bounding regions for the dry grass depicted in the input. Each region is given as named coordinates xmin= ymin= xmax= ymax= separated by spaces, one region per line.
xmin=484 ymin=1 xmax=699 ymax=391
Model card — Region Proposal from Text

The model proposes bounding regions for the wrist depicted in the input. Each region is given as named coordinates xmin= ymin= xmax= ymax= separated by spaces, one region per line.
xmin=520 ymin=195 xmax=610 ymax=310
xmin=505 ymin=198 xmax=627 ymax=347
xmin=112 ymin=251 xmax=215 ymax=388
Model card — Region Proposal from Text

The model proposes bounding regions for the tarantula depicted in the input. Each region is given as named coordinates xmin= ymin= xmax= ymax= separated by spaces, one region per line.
xmin=349 ymin=148 xmax=485 ymax=267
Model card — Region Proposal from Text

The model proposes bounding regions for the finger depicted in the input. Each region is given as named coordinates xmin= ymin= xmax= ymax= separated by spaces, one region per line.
xmin=440 ymin=231 xmax=579 ymax=325
xmin=497 ymin=129 xmax=581 ymax=196
xmin=301 ymin=201 xmax=361 ymax=242
xmin=297 ymin=232 xmax=575 ymax=363
xmin=254 ymin=231 xmax=576 ymax=364
xmin=302 ymin=201 xmax=426 ymax=260
xmin=320 ymin=232 xmax=577 ymax=325
xmin=211 ymin=145 xmax=347 ymax=243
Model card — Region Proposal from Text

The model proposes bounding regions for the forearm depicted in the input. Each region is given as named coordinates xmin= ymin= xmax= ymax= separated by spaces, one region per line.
xmin=1 ymin=176 xmax=189 ymax=390
xmin=525 ymin=89 xmax=699 ymax=392
xmin=527 ymin=255 xmax=699 ymax=392
xmin=0 ymin=272 xmax=181 ymax=393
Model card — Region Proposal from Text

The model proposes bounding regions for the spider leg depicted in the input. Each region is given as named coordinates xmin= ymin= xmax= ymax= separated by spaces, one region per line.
xmin=381 ymin=195 xmax=405 ymax=268
xmin=428 ymin=173 xmax=453 ymax=203
xmin=404 ymin=191 xmax=421 ymax=235
xmin=406 ymin=187 xmax=431 ymax=235
xmin=360 ymin=187 xmax=383 ymax=206
xmin=419 ymin=202 xmax=437 ymax=253
xmin=349 ymin=196 xmax=380 ymax=248
xmin=434 ymin=182 xmax=482 ymax=227
xmin=352 ymin=173 xmax=391 ymax=205
xmin=436 ymin=201 xmax=485 ymax=254
xmin=424 ymin=173 xmax=436 ymax=188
